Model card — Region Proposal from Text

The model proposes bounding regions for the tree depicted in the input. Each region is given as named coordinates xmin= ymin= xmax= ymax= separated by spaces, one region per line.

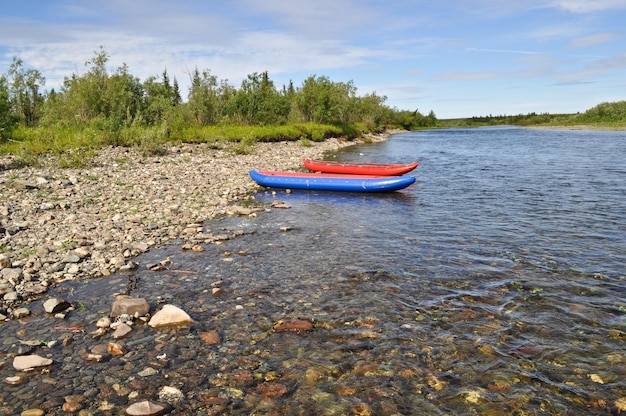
xmin=43 ymin=48 xmax=144 ymax=131
xmin=356 ymin=92 xmax=388 ymax=126
xmin=104 ymin=63 xmax=144 ymax=130
xmin=142 ymin=69 xmax=183 ymax=125
xmin=234 ymin=71 xmax=286 ymax=125
xmin=7 ymin=57 xmax=46 ymax=126
xmin=0 ymin=75 xmax=18 ymax=141
xmin=187 ymin=67 xmax=220 ymax=125
xmin=297 ymin=75 xmax=357 ymax=124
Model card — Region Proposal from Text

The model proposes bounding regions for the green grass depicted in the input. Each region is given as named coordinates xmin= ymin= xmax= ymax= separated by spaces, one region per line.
xmin=0 ymin=122 xmax=366 ymax=167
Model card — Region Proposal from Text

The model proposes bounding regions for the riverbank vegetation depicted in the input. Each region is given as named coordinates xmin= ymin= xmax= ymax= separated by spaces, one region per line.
xmin=2 ymin=48 xmax=623 ymax=167
xmin=437 ymin=101 xmax=626 ymax=130
xmin=0 ymin=49 xmax=436 ymax=167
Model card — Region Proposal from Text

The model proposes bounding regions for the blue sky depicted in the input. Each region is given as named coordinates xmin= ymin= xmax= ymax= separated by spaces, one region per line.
xmin=1 ymin=0 xmax=625 ymax=118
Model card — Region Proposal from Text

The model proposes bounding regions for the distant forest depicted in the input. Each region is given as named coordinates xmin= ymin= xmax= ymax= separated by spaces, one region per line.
xmin=437 ymin=101 xmax=626 ymax=129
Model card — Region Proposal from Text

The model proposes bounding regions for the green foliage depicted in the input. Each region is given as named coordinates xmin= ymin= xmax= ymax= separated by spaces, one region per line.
xmin=392 ymin=109 xmax=437 ymax=130
xmin=231 ymin=136 xmax=256 ymax=155
xmin=578 ymin=101 xmax=626 ymax=124
xmin=438 ymin=104 xmax=626 ymax=129
xmin=297 ymin=75 xmax=357 ymax=124
xmin=0 ymin=75 xmax=18 ymax=142
xmin=57 ymin=147 xmax=96 ymax=168
xmin=6 ymin=57 xmax=46 ymax=127
xmin=0 ymin=47 xmax=442 ymax=160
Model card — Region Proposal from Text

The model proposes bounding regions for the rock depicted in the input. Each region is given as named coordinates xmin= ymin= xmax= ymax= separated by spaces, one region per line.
xmin=0 ymin=253 xmax=11 ymax=268
xmin=0 ymin=283 xmax=10 ymax=296
xmin=84 ymin=345 xmax=110 ymax=362
xmin=62 ymin=254 xmax=81 ymax=263
xmin=3 ymin=291 xmax=18 ymax=301
xmin=12 ymin=307 xmax=31 ymax=319
xmin=2 ymin=291 xmax=19 ymax=302
xmin=43 ymin=298 xmax=71 ymax=314
xmin=84 ymin=352 xmax=106 ymax=362
xmin=271 ymin=201 xmax=291 ymax=209
xmin=148 ymin=304 xmax=193 ymax=328
xmin=12 ymin=179 xmax=39 ymax=190
xmin=96 ymin=317 xmax=112 ymax=328
xmin=1 ymin=267 xmax=22 ymax=283
xmin=211 ymin=287 xmax=227 ymax=297
xmin=108 ymin=342 xmax=127 ymax=356
xmin=111 ymin=298 xmax=150 ymax=318
xmin=13 ymin=354 xmax=53 ymax=371
xmin=199 ymin=331 xmax=221 ymax=345
xmin=20 ymin=409 xmax=44 ymax=416
xmin=112 ymin=322 xmax=133 ymax=339
xmin=132 ymin=242 xmax=150 ymax=253
xmin=273 ymin=319 xmax=314 ymax=332
xmin=124 ymin=400 xmax=169 ymax=416
xmin=74 ymin=247 xmax=90 ymax=258
xmin=4 ymin=375 xmax=26 ymax=385
xmin=158 ymin=385 xmax=185 ymax=403
xmin=62 ymin=395 xmax=84 ymax=413
xmin=138 ymin=367 xmax=159 ymax=377
xmin=256 ymin=382 xmax=289 ymax=397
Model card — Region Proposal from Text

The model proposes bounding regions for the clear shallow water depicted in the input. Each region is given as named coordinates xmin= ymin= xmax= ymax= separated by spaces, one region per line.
xmin=2 ymin=127 xmax=625 ymax=415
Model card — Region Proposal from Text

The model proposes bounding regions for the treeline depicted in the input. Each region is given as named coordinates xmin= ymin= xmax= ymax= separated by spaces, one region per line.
xmin=439 ymin=101 xmax=626 ymax=129
xmin=575 ymin=101 xmax=626 ymax=124
xmin=0 ymin=48 xmax=436 ymax=152
xmin=467 ymin=112 xmax=558 ymax=126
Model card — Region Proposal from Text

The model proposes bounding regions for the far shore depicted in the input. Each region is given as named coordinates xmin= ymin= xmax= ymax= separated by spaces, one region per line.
xmin=523 ymin=124 xmax=626 ymax=130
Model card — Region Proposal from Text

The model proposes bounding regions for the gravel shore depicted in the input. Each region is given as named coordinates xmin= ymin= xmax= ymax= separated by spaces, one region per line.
xmin=0 ymin=134 xmax=387 ymax=318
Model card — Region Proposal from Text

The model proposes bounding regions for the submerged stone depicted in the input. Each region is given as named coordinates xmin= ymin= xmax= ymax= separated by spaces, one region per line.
xmin=13 ymin=355 xmax=53 ymax=371
xmin=148 ymin=304 xmax=192 ymax=328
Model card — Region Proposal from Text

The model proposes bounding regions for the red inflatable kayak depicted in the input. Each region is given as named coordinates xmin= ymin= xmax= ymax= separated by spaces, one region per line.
xmin=303 ymin=158 xmax=418 ymax=176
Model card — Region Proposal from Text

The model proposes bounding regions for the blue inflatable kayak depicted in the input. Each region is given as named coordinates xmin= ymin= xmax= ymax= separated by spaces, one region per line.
xmin=249 ymin=170 xmax=415 ymax=193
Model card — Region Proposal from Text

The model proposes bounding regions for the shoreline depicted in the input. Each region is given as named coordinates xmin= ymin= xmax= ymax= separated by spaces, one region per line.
xmin=0 ymin=132 xmax=391 ymax=317
xmin=523 ymin=124 xmax=626 ymax=130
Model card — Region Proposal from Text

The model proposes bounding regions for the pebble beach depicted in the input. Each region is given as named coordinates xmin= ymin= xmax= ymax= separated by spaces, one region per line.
xmin=0 ymin=134 xmax=389 ymax=415
xmin=1 ymin=135 xmax=391 ymax=315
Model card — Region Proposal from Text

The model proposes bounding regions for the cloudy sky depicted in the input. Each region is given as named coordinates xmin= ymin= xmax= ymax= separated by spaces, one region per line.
xmin=1 ymin=0 xmax=625 ymax=118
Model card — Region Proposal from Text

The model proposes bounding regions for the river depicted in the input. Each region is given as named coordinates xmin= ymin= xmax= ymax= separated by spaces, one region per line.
xmin=1 ymin=127 xmax=625 ymax=415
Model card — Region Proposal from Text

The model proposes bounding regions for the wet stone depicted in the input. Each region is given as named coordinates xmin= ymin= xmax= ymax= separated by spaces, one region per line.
xmin=13 ymin=355 xmax=53 ymax=371
xmin=43 ymin=298 xmax=71 ymax=314
xmin=20 ymin=410 xmax=45 ymax=416
xmin=111 ymin=298 xmax=150 ymax=318
xmin=199 ymin=330 xmax=221 ymax=345
xmin=12 ymin=307 xmax=31 ymax=319
xmin=125 ymin=400 xmax=170 ymax=416
xmin=274 ymin=319 xmax=314 ymax=332
xmin=112 ymin=322 xmax=133 ymax=339
xmin=148 ymin=304 xmax=192 ymax=328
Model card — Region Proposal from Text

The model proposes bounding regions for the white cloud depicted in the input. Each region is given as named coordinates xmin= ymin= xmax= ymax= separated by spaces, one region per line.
xmin=548 ymin=0 xmax=626 ymax=13
xmin=569 ymin=32 xmax=621 ymax=48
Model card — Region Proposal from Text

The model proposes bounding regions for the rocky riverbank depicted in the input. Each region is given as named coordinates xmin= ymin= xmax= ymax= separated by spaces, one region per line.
xmin=0 ymin=134 xmax=387 ymax=319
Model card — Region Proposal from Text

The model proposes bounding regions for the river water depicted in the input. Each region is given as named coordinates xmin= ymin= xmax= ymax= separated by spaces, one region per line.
xmin=2 ymin=127 xmax=625 ymax=415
